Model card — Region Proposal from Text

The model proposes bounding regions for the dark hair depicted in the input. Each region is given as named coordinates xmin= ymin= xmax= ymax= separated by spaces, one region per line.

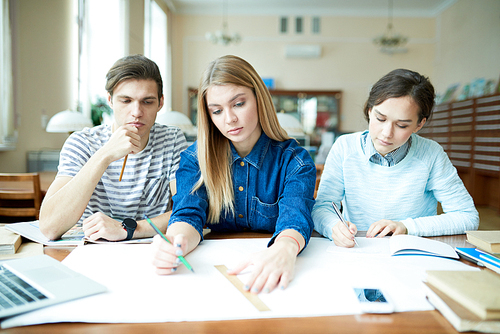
xmin=363 ymin=69 xmax=435 ymax=123
xmin=105 ymin=54 xmax=163 ymax=102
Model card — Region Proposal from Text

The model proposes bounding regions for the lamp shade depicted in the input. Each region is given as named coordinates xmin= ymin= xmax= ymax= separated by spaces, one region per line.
xmin=276 ymin=113 xmax=305 ymax=136
xmin=156 ymin=111 xmax=197 ymax=136
xmin=46 ymin=110 xmax=93 ymax=133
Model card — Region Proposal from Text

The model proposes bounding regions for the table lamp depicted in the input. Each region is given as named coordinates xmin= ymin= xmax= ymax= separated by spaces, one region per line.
xmin=276 ymin=112 xmax=310 ymax=147
xmin=45 ymin=110 xmax=93 ymax=134
xmin=276 ymin=112 xmax=305 ymax=137
xmin=155 ymin=110 xmax=197 ymax=138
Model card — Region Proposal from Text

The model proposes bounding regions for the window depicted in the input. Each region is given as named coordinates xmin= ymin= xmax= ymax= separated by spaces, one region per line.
xmin=312 ymin=17 xmax=320 ymax=34
xmin=280 ymin=17 xmax=288 ymax=34
xmin=80 ymin=0 xmax=127 ymax=119
xmin=0 ymin=0 xmax=15 ymax=149
xmin=295 ymin=17 xmax=303 ymax=34
xmin=144 ymin=0 xmax=168 ymax=111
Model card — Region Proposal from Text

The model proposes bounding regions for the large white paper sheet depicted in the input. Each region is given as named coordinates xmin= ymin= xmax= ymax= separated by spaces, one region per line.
xmin=1 ymin=237 xmax=477 ymax=328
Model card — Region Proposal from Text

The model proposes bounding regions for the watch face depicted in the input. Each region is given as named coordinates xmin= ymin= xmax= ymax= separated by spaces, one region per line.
xmin=123 ymin=218 xmax=137 ymax=229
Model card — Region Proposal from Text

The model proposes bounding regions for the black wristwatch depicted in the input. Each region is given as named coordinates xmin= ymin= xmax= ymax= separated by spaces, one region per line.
xmin=122 ymin=218 xmax=137 ymax=240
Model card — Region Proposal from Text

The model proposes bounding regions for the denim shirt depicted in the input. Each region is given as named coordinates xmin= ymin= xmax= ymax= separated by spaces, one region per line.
xmin=169 ymin=132 xmax=316 ymax=248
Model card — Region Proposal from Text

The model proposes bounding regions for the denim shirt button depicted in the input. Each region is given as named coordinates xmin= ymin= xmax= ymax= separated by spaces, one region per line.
xmin=240 ymin=161 xmax=245 ymax=167
xmin=238 ymin=214 xmax=243 ymax=218
xmin=238 ymin=186 xmax=244 ymax=191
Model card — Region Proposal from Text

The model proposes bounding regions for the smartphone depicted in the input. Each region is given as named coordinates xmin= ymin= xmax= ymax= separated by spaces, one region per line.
xmin=353 ymin=288 xmax=394 ymax=313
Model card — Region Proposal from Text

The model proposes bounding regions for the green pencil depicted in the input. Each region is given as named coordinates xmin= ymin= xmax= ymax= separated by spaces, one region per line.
xmin=145 ymin=216 xmax=194 ymax=273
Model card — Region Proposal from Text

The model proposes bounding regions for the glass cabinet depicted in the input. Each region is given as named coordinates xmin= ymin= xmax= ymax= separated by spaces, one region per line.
xmin=270 ymin=90 xmax=342 ymax=146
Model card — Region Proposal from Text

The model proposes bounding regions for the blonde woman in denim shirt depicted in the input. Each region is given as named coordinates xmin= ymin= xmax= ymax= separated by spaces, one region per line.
xmin=152 ymin=55 xmax=316 ymax=294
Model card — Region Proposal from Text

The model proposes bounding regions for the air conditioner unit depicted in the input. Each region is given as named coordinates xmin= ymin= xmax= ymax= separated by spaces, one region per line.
xmin=285 ymin=45 xmax=322 ymax=58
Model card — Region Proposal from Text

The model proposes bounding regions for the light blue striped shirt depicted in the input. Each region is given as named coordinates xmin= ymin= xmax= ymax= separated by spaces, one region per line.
xmin=361 ymin=131 xmax=411 ymax=167
xmin=312 ymin=131 xmax=479 ymax=238
xmin=57 ymin=123 xmax=188 ymax=223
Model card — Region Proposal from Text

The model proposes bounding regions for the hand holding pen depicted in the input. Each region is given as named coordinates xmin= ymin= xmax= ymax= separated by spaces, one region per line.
xmin=147 ymin=216 xmax=195 ymax=273
xmin=331 ymin=202 xmax=359 ymax=247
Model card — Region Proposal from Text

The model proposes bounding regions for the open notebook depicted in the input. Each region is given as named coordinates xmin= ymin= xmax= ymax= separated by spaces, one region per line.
xmin=0 ymin=255 xmax=107 ymax=319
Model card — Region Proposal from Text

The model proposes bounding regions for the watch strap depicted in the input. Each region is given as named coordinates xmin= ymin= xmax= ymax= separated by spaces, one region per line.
xmin=122 ymin=218 xmax=137 ymax=240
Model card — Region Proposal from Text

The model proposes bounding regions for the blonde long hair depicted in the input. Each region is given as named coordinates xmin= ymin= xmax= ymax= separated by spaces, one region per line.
xmin=195 ymin=55 xmax=290 ymax=223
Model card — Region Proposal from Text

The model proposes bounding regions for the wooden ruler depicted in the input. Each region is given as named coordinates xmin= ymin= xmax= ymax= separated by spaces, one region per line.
xmin=214 ymin=265 xmax=271 ymax=312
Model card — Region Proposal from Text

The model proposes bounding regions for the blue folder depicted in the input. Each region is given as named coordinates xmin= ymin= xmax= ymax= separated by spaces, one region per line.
xmin=455 ymin=247 xmax=500 ymax=270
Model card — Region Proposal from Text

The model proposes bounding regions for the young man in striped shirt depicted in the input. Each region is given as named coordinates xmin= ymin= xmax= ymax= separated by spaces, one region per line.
xmin=40 ymin=55 xmax=188 ymax=242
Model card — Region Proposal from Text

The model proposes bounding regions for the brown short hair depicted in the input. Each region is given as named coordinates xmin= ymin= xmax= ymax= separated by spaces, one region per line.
xmin=105 ymin=54 xmax=163 ymax=101
xmin=363 ymin=69 xmax=435 ymax=123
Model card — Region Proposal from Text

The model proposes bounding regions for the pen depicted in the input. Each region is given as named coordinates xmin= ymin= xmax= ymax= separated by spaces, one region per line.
xmin=331 ymin=201 xmax=358 ymax=246
xmin=145 ymin=216 xmax=194 ymax=273
xmin=455 ymin=249 xmax=485 ymax=267
xmin=119 ymin=155 xmax=128 ymax=181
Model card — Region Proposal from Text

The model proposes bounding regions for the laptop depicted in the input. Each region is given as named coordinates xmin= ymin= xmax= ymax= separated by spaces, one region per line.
xmin=0 ymin=254 xmax=107 ymax=319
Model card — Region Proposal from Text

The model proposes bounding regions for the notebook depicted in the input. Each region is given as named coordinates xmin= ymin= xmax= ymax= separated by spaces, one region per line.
xmin=0 ymin=254 xmax=107 ymax=319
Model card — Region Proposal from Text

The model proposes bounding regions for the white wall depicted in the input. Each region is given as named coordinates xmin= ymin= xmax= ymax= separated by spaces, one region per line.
xmin=171 ymin=14 xmax=436 ymax=133
xmin=171 ymin=0 xmax=500 ymax=134
xmin=433 ymin=0 xmax=500 ymax=95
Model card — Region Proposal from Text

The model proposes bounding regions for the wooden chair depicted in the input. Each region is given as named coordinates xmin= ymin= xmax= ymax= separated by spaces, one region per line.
xmin=0 ymin=173 xmax=41 ymax=221
xmin=314 ymin=164 xmax=324 ymax=199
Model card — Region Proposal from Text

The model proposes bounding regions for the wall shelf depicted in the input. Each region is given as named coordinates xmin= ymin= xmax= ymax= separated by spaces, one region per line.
xmin=419 ymin=93 xmax=500 ymax=213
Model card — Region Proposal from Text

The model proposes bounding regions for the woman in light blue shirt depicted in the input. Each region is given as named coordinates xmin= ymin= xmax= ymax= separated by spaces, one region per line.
xmin=312 ymin=69 xmax=478 ymax=247
xmin=152 ymin=55 xmax=316 ymax=293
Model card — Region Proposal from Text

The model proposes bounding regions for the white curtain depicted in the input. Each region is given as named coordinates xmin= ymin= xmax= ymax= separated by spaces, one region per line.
xmin=0 ymin=0 xmax=15 ymax=149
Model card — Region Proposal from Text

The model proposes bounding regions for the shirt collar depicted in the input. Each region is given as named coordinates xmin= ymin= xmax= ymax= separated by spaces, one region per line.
xmin=230 ymin=132 xmax=270 ymax=169
xmin=361 ymin=130 xmax=412 ymax=167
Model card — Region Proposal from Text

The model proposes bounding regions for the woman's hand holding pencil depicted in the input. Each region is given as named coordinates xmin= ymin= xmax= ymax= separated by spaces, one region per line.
xmin=149 ymin=217 xmax=195 ymax=274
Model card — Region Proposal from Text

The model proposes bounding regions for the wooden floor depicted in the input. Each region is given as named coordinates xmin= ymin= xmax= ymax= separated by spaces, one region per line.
xmin=478 ymin=206 xmax=500 ymax=230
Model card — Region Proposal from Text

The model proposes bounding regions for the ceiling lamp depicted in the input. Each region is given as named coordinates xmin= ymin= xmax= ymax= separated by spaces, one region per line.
xmin=373 ymin=0 xmax=408 ymax=54
xmin=205 ymin=0 xmax=241 ymax=46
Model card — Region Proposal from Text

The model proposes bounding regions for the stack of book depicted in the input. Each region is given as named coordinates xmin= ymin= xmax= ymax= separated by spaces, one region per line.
xmin=424 ymin=269 xmax=500 ymax=332
xmin=456 ymin=230 xmax=500 ymax=274
xmin=0 ymin=227 xmax=22 ymax=255
xmin=466 ymin=230 xmax=500 ymax=254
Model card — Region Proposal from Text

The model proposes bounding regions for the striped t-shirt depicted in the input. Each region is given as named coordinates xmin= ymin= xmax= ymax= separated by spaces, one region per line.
xmin=57 ymin=123 xmax=188 ymax=223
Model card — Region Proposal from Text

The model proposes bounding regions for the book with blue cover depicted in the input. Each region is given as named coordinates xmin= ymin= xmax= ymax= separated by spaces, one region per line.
xmin=456 ymin=247 xmax=500 ymax=274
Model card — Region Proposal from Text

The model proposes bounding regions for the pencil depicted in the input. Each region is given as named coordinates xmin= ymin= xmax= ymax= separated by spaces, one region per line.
xmin=145 ymin=216 xmax=195 ymax=273
xmin=331 ymin=201 xmax=359 ymax=246
xmin=119 ymin=155 xmax=128 ymax=181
